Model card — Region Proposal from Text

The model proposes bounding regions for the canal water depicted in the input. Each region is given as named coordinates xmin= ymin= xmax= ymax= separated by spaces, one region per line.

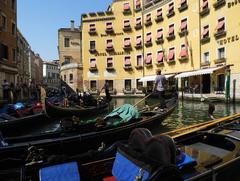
xmin=40 ymin=97 xmax=240 ymax=135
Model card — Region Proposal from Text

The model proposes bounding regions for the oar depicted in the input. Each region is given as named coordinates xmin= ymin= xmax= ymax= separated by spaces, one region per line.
xmin=171 ymin=113 xmax=240 ymax=139
xmin=160 ymin=113 xmax=240 ymax=138
xmin=133 ymin=93 xmax=152 ymax=107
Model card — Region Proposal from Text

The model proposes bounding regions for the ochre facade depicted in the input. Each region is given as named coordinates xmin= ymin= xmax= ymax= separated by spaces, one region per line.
xmin=80 ymin=0 xmax=240 ymax=99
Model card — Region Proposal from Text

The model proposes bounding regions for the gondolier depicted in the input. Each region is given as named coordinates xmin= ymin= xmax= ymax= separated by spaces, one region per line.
xmin=101 ymin=80 xmax=112 ymax=102
xmin=153 ymin=69 xmax=167 ymax=111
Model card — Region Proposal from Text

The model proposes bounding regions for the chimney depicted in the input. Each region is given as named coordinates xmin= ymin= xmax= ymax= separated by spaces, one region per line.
xmin=70 ymin=20 xmax=74 ymax=31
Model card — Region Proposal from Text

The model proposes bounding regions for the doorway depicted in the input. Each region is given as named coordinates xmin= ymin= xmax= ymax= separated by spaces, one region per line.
xmin=202 ymin=74 xmax=211 ymax=93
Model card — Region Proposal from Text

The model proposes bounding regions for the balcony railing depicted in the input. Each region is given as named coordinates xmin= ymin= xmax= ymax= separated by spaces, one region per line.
xmin=166 ymin=11 xmax=175 ymax=18
xmin=123 ymin=65 xmax=133 ymax=70
xmin=179 ymin=30 xmax=188 ymax=37
xmin=155 ymin=38 xmax=164 ymax=44
xmin=155 ymin=16 xmax=163 ymax=23
xmin=213 ymin=0 xmax=226 ymax=9
xmin=123 ymin=26 xmax=132 ymax=32
xmin=178 ymin=56 xmax=189 ymax=62
xmin=214 ymin=58 xmax=226 ymax=64
xmin=178 ymin=4 xmax=188 ymax=12
xmin=201 ymin=37 xmax=210 ymax=44
xmin=88 ymin=29 xmax=97 ymax=35
xmin=214 ymin=30 xmax=226 ymax=39
xmin=166 ymin=34 xmax=175 ymax=41
xmin=145 ymin=41 xmax=152 ymax=47
xmin=200 ymin=7 xmax=210 ymax=17
xmin=134 ymin=24 xmax=142 ymax=30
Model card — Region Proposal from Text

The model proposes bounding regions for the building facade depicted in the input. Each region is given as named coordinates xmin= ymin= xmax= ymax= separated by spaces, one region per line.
xmin=81 ymin=0 xmax=240 ymax=100
xmin=16 ymin=29 xmax=30 ymax=84
xmin=0 ymin=0 xmax=18 ymax=97
xmin=43 ymin=60 xmax=60 ymax=89
xmin=58 ymin=20 xmax=83 ymax=92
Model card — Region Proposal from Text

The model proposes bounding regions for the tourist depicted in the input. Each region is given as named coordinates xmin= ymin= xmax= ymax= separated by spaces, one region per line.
xmin=2 ymin=80 xmax=10 ymax=101
xmin=101 ymin=80 xmax=111 ymax=102
xmin=153 ymin=69 xmax=167 ymax=111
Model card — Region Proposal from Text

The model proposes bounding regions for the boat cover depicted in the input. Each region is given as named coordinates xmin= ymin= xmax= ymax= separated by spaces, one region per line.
xmin=39 ymin=162 xmax=80 ymax=181
xmin=104 ymin=104 xmax=140 ymax=122
xmin=112 ymin=151 xmax=150 ymax=181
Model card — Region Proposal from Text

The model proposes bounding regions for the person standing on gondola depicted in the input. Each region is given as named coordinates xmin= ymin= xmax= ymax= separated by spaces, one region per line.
xmin=101 ymin=80 xmax=112 ymax=102
xmin=2 ymin=80 xmax=10 ymax=101
xmin=153 ymin=69 xmax=167 ymax=111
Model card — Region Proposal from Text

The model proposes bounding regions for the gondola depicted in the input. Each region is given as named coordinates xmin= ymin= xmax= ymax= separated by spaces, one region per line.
xmin=45 ymin=97 xmax=109 ymax=118
xmin=6 ymin=113 xmax=240 ymax=181
xmin=0 ymin=95 xmax=178 ymax=170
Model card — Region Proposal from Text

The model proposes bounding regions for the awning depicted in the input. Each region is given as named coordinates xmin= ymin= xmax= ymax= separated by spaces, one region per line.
xmin=138 ymin=74 xmax=175 ymax=82
xmin=175 ymin=66 xmax=225 ymax=78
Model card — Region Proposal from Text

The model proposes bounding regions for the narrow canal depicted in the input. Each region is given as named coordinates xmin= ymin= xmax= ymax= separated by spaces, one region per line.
xmin=40 ymin=98 xmax=240 ymax=135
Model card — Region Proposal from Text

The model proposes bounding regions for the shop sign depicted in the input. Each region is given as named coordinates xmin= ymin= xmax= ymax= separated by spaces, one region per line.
xmin=95 ymin=51 xmax=130 ymax=57
xmin=228 ymin=0 xmax=240 ymax=8
xmin=217 ymin=35 xmax=239 ymax=45
xmin=100 ymin=33 xmax=124 ymax=37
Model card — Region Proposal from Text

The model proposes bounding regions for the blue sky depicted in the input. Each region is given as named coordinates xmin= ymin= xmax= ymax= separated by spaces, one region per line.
xmin=17 ymin=0 xmax=113 ymax=61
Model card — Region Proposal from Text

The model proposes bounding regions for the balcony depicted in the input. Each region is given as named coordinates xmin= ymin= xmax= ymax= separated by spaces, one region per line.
xmin=145 ymin=41 xmax=152 ymax=47
xmin=135 ymin=6 xmax=142 ymax=12
xmin=214 ymin=30 xmax=226 ymax=39
xmin=178 ymin=30 xmax=188 ymax=37
xmin=178 ymin=56 xmax=189 ymax=62
xmin=166 ymin=11 xmax=175 ymax=18
xmin=89 ymin=48 xmax=97 ymax=54
xmin=155 ymin=16 xmax=163 ymax=23
xmin=200 ymin=7 xmax=210 ymax=17
xmin=214 ymin=58 xmax=226 ymax=64
xmin=106 ymin=66 xmax=115 ymax=71
xmin=106 ymin=47 xmax=114 ymax=52
xmin=145 ymin=63 xmax=153 ymax=68
xmin=201 ymin=61 xmax=210 ymax=67
xmin=166 ymin=34 xmax=175 ymax=41
xmin=201 ymin=37 xmax=210 ymax=44
xmin=167 ymin=60 xmax=176 ymax=64
xmin=89 ymin=67 xmax=98 ymax=71
xmin=135 ymin=65 xmax=143 ymax=69
xmin=105 ymin=28 xmax=114 ymax=34
xmin=155 ymin=61 xmax=164 ymax=66
xmin=144 ymin=20 xmax=152 ymax=27
xmin=123 ymin=45 xmax=132 ymax=51
xmin=88 ymin=29 xmax=97 ymax=35
xmin=123 ymin=9 xmax=131 ymax=15
xmin=178 ymin=4 xmax=188 ymax=12
xmin=123 ymin=65 xmax=133 ymax=70
xmin=155 ymin=38 xmax=164 ymax=44
xmin=213 ymin=0 xmax=226 ymax=9
xmin=135 ymin=24 xmax=142 ymax=30
xmin=123 ymin=26 xmax=132 ymax=32
xmin=135 ymin=44 xmax=142 ymax=49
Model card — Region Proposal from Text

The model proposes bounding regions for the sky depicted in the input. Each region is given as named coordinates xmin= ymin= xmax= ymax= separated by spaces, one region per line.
xmin=17 ymin=0 xmax=113 ymax=61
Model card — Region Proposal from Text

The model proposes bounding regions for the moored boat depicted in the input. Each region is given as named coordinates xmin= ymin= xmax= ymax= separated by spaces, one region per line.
xmin=6 ymin=113 xmax=240 ymax=181
xmin=0 ymin=96 xmax=178 ymax=170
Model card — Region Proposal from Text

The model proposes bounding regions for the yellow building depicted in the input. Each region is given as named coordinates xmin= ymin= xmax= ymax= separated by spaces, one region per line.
xmin=81 ymin=0 xmax=240 ymax=100
xmin=58 ymin=20 xmax=83 ymax=92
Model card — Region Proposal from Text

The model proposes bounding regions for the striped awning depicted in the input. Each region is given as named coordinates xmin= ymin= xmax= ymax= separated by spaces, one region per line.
xmin=175 ymin=66 xmax=225 ymax=78
xmin=138 ymin=74 xmax=175 ymax=82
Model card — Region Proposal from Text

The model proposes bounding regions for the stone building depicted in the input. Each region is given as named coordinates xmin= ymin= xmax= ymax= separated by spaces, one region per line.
xmin=43 ymin=60 xmax=60 ymax=89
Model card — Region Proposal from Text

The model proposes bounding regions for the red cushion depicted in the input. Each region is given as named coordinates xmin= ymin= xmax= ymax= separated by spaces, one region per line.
xmin=103 ymin=176 xmax=117 ymax=181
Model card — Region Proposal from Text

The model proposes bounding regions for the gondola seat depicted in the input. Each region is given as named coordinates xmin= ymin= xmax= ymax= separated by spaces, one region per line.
xmin=39 ymin=162 xmax=80 ymax=181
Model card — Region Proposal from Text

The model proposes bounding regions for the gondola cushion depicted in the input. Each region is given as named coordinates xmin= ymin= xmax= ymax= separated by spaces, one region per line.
xmin=39 ymin=162 xmax=80 ymax=181
xmin=112 ymin=151 xmax=150 ymax=181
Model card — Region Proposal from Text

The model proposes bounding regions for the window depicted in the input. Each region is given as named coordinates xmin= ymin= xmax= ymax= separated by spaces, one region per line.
xmin=90 ymin=80 xmax=97 ymax=91
xmin=125 ymin=80 xmax=131 ymax=91
xmin=89 ymin=24 xmax=96 ymax=31
xmin=218 ymin=47 xmax=225 ymax=59
xmin=124 ymin=38 xmax=131 ymax=47
xmin=136 ymin=17 xmax=141 ymax=26
xmin=180 ymin=44 xmax=188 ymax=58
xmin=216 ymin=17 xmax=225 ymax=32
xmin=203 ymin=52 xmax=209 ymax=62
xmin=135 ymin=0 xmax=141 ymax=9
xmin=136 ymin=55 xmax=142 ymax=66
xmin=156 ymin=8 xmax=162 ymax=17
xmin=123 ymin=2 xmax=130 ymax=11
xmin=145 ymin=13 xmax=151 ymax=23
xmin=11 ymin=0 xmax=16 ymax=10
xmin=217 ymin=74 xmax=225 ymax=91
xmin=168 ymin=24 xmax=174 ymax=36
xmin=146 ymin=32 xmax=152 ymax=43
xmin=106 ymin=39 xmax=113 ymax=48
xmin=69 ymin=74 xmax=73 ymax=83
xmin=168 ymin=2 xmax=174 ymax=15
xmin=12 ymin=48 xmax=16 ymax=61
xmin=146 ymin=53 xmax=152 ymax=64
xmin=156 ymin=29 xmax=163 ymax=40
xmin=168 ymin=48 xmax=175 ymax=61
xmin=124 ymin=56 xmax=131 ymax=66
xmin=136 ymin=79 xmax=143 ymax=90
xmin=63 ymin=57 xmax=70 ymax=65
xmin=157 ymin=51 xmax=164 ymax=63
xmin=11 ymin=22 xmax=16 ymax=36
xmin=123 ymin=20 xmax=130 ymax=28
xmin=1 ymin=14 xmax=7 ymax=31
xmin=48 ymin=72 xmax=50 ymax=78
xmin=180 ymin=18 xmax=187 ymax=32
xmin=64 ymin=38 xmax=70 ymax=47
xmin=90 ymin=58 xmax=96 ymax=68
xmin=106 ymin=22 xmax=113 ymax=30
xmin=180 ymin=0 xmax=187 ymax=7
xmin=107 ymin=57 xmax=113 ymax=68
xmin=0 ymin=43 xmax=8 ymax=60
xmin=90 ymin=41 xmax=96 ymax=50
xmin=202 ymin=25 xmax=209 ymax=38
xmin=202 ymin=0 xmax=208 ymax=10
xmin=136 ymin=36 xmax=142 ymax=45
